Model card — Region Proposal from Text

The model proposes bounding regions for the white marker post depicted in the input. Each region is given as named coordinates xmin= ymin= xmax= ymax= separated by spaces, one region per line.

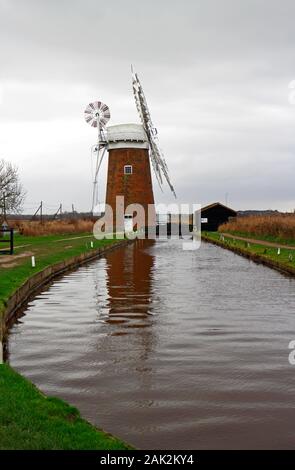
xmin=277 ymin=248 xmax=281 ymax=255
xmin=31 ymin=256 xmax=35 ymax=267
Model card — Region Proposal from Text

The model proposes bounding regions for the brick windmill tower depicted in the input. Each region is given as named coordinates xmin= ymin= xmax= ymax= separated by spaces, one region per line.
xmin=105 ymin=123 xmax=154 ymax=231
xmin=84 ymin=69 xmax=176 ymax=233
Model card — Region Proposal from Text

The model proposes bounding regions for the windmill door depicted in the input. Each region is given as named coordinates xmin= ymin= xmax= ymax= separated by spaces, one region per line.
xmin=124 ymin=214 xmax=133 ymax=233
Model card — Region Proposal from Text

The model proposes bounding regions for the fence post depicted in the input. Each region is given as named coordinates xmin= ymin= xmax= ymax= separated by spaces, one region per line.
xmin=10 ymin=228 xmax=14 ymax=255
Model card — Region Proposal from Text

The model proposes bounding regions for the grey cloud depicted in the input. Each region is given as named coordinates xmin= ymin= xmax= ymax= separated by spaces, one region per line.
xmin=0 ymin=0 xmax=294 ymax=212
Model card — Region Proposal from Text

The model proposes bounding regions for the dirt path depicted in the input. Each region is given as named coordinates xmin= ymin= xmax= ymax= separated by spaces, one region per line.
xmin=55 ymin=235 xmax=94 ymax=242
xmin=222 ymin=233 xmax=295 ymax=250
xmin=0 ymin=251 xmax=34 ymax=267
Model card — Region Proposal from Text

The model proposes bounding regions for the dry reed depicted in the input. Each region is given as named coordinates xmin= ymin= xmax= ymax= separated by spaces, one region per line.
xmin=11 ymin=219 xmax=95 ymax=236
xmin=219 ymin=214 xmax=295 ymax=240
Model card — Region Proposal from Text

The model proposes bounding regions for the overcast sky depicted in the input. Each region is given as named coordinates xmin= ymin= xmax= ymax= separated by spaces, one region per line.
xmin=0 ymin=0 xmax=295 ymax=213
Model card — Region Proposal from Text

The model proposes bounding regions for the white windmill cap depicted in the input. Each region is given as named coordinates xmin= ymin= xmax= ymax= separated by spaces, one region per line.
xmin=107 ymin=123 xmax=149 ymax=149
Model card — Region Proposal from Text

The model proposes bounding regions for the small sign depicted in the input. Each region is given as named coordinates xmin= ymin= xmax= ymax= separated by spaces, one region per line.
xmin=201 ymin=218 xmax=208 ymax=223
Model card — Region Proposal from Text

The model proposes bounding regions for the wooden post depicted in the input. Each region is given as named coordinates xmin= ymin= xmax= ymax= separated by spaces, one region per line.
xmin=0 ymin=194 xmax=7 ymax=238
xmin=3 ymin=193 xmax=6 ymax=221
xmin=0 ymin=336 xmax=3 ymax=364
xmin=10 ymin=228 xmax=13 ymax=255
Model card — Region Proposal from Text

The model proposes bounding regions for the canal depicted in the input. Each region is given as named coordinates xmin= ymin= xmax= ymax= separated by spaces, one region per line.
xmin=6 ymin=239 xmax=295 ymax=449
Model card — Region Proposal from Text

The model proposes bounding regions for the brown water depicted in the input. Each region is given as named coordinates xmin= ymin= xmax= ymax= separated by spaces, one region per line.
xmin=7 ymin=239 xmax=295 ymax=449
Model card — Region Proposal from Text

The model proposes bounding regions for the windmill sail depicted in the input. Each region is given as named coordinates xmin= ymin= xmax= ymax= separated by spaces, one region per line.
xmin=84 ymin=101 xmax=110 ymax=128
xmin=84 ymin=100 xmax=110 ymax=212
xmin=132 ymin=68 xmax=176 ymax=197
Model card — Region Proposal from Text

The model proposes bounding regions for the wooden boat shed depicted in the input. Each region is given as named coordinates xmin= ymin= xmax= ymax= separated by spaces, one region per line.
xmin=200 ymin=202 xmax=237 ymax=231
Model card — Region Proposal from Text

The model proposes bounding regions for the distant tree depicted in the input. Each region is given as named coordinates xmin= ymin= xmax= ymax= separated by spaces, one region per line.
xmin=0 ymin=159 xmax=26 ymax=219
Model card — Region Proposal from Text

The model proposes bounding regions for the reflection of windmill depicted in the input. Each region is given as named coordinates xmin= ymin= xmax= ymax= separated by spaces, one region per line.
xmin=84 ymin=101 xmax=110 ymax=213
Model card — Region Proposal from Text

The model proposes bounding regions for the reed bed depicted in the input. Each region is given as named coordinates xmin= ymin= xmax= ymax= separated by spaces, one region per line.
xmin=219 ymin=214 xmax=295 ymax=240
xmin=11 ymin=218 xmax=95 ymax=236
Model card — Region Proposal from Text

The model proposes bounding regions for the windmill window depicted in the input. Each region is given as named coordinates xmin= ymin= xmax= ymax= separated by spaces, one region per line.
xmin=124 ymin=165 xmax=133 ymax=175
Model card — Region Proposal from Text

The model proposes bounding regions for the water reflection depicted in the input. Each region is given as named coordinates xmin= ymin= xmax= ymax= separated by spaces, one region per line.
xmin=100 ymin=239 xmax=155 ymax=325
xmin=93 ymin=240 xmax=158 ymax=383
xmin=7 ymin=239 xmax=295 ymax=449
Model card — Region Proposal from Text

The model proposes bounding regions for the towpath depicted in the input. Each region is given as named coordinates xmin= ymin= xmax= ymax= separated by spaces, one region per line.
xmin=221 ymin=233 xmax=295 ymax=250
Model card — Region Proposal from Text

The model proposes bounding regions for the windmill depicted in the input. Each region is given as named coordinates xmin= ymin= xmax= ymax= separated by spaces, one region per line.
xmin=131 ymin=66 xmax=176 ymax=198
xmin=84 ymin=69 xmax=175 ymax=231
xmin=84 ymin=101 xmax=111 ymax=213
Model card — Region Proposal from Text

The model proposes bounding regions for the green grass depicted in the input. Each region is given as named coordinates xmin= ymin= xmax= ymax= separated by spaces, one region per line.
xmin=0 ymin=232 xmax=120 ymax=318
xmin=0 ymin=231 xmax=132 ymax=450
xmin=0 ymin=364 xmax=131 ymax=450
xmin=202 ymin=231 xmax=295 ymax=274
xmin=219 ymin=230 xmax=295 ymax=247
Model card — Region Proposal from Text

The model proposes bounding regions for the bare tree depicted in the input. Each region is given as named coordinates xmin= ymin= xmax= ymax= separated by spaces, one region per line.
xmin=0 ymin=159 xmax=26 ymax=218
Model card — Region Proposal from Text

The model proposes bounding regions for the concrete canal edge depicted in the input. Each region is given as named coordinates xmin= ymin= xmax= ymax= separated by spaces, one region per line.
xmin=2 ymin=239 xmax=133 ymax=337
xmin=202 ymin=234 xmax=295 ymax=277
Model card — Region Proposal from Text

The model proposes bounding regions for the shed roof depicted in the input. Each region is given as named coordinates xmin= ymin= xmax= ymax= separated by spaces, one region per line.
xmin=201 ymin=202 xmax=237 ymax=214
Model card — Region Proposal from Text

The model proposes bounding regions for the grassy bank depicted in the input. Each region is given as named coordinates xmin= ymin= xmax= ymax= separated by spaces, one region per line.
xmin=0 ymin=232 xmax=118 ymax=318
xmin=202 ymin=231 xmax=295 ymax=276
xmin=218 ymin=230 xmax=295 ymax=247
xmin=0 ymin=364 xmax=131 ymax=450
xmin=0 ymin=231 xmax=132 ymax=450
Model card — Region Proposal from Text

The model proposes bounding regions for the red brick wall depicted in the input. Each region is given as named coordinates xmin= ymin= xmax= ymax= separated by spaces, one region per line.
xmin=105 ymin=147 xmax=155 ymax=229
